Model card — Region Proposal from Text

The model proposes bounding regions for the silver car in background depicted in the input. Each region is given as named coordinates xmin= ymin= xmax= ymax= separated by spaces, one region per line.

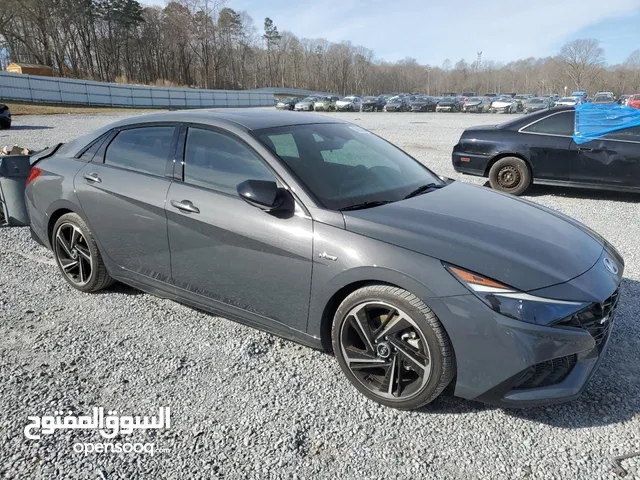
xmin=294 ymin=96 xmax=319 ymax=111
xmin=335 ymin=96 xmax=362 ymax=111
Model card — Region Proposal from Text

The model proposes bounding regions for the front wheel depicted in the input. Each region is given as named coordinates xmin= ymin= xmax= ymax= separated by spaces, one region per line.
xmin=488 ymin=157 xmax=531 ymax=195
xmin=52 ymin=213 xmax=114 ymax=292
xmin=332 ymin=285 xmax=455 ymax=410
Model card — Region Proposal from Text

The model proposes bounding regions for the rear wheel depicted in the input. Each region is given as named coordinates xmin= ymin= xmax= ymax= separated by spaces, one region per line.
xmin=52 ymin=213 xmax=114 ymax=292
xmin=332 ymin=285 xmax=455 ymax=410
xmin=488 ymin=157 xmax=531 ymax=195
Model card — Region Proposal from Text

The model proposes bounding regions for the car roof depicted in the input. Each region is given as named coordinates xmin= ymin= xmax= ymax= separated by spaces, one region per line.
xmin=498 ymin=106 xmax=574 ymax=130
xmin=63 ymin=109 xmax=347 ymax=156
xmin=108 ymin=109 xmax=345 ymax=131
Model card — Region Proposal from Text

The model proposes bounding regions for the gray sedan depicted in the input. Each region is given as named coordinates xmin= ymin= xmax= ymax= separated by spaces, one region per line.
xmin=25 ymin=110 xmax=623 ymax=410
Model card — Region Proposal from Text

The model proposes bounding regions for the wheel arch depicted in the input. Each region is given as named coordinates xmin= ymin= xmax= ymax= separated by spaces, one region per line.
xmin=319 ymin=280 xmax=393 ymax=351
xmin=484 ymin=152 xmax=533 ymax=178
xmin=46 ymin=200 xmax=85 ymax=246
xmin=316 ymin=267 xmax=441 ymax=352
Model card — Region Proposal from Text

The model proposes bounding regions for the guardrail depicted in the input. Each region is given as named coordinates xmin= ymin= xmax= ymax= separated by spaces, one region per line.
xmin=0 ymin=72 xmax=325 ymax=109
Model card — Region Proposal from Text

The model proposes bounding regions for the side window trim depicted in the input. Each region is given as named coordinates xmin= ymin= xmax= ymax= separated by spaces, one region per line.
xmin=179 ymin=123 xmax=281 ymax=192
xmin=518 ymin=111 xmax=574 ymax=138
xmin=178 ymin=122 xmax=311 ymax=216
xmin=103 ymin=123 xmax=178 ymax=177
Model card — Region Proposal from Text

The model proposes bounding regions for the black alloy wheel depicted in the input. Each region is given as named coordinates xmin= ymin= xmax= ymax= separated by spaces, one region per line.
xmin=52 ymin=212 xmax=114 ymax=292
xmin=54 ymin=222 xmax=94 ymax=287
xmin=332 ymin=285 xmax=455 ymax=409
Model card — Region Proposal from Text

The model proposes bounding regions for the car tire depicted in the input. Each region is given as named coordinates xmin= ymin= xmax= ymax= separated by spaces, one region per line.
xmin=52 ymin=212 xmax=115 ymax=293
xmin=0 ymin=121 xmax=10 ymax=129
xmin=331 ymin=284 xmax=455 ymax=410
xmin=488 ymin=157 xmax=531 ymax=196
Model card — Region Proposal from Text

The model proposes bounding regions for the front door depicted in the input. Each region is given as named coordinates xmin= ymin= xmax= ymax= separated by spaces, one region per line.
xmin=519 ymin=110 xmax=575 ymax=181
xmin=74 ymin=125 xmax=176 ymax=281
xmin=165 ymin=126 xmax=313 ymax=331
xmin=570 ymin=126 xmax=640 ymax=188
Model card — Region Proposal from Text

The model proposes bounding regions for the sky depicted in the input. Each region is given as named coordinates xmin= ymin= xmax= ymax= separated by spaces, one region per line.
xmin=144 ymin=0 xmax=640 ymax=66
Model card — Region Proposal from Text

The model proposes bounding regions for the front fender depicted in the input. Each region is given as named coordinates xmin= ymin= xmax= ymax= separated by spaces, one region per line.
xmin=307 ymin=222 xmax=468 ymax=339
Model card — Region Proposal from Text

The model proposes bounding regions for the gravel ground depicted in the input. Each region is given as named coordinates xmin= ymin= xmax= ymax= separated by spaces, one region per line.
xmin=1 ymin=110 xmax=639 ymax=479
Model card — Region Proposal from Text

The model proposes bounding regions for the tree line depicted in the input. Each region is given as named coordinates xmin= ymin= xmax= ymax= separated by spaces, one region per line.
xmin=2 ymin=0 xmax=640 ymax=96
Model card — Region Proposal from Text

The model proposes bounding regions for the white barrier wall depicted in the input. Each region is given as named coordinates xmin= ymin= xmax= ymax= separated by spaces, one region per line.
xmin=0 ymin=72 xmax=325 ymax=108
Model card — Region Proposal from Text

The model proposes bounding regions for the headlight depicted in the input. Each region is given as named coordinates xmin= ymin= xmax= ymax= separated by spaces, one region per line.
xmin=446 ymin=265 xmax=589 ymax=325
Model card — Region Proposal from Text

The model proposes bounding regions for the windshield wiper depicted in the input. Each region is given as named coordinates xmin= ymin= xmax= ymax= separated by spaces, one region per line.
xmin=339 ymin=200 xmax=395 ymax=211
xmin=403 ymin=183 xmax=445 ymax=200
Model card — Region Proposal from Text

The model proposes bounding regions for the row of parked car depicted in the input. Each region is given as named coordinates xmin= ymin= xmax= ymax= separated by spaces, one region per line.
xmin=276 ymin=91 xmax=640 ymax=114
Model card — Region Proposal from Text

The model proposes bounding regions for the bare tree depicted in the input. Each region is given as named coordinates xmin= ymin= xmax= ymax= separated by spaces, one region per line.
xmin=560 ymin=39 xmax=605 ymax=90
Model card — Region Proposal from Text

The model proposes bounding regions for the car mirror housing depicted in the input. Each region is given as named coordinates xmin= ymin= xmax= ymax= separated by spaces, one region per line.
xmin=237 ymin=179 xmax=294 ymax=214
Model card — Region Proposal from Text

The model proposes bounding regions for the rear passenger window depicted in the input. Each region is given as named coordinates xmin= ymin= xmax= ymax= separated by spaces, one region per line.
xmin=184 ymin=128 xmax=275 ymax=195
xmin=105 ymin=126 xmax=175 ymax=176
xmin=78 ymin=136 xmax=105 ymax=162
xmin=523 ymin=112 xmax=574 ymax=136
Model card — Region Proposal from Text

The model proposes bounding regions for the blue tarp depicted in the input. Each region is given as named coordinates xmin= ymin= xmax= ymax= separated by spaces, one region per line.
xmin=573 ymin=103 xmax=640 ymax=144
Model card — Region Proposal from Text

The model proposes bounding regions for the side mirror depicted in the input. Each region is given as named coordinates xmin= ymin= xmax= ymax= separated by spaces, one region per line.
xmin=237 ymin=179 xmax=294 ymax=214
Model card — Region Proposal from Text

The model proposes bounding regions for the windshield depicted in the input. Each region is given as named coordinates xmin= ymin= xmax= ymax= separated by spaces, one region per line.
xmin=594 ymin=95 xmax=613 ymax=102
xmin=364 ymin=97 xmax=378 ymax=101
xmin=343 ymin=96 xmax=357 ymax=102
xmin=633 ymin=95 xmax=640 ymax=100
xmin=468 ymin=97 xmax=481 ymax=102
xmin=528 ymin=98 xmax=544 ymax=104
xmin=388 ymin=96 xmax=403 ymax=103
xmin=559 ymin=97 xmax=576 ymax=102
xmin=302 ymin=97 xmax=317 ymax=102
xmin=253 ymin=123 xmax=443 ymax=211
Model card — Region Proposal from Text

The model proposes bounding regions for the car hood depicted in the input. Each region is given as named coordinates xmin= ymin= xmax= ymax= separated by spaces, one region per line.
xmin=527 ymin=103 xmax=545 ymax=108
xmin=438 ymin=102 xmax=455 ymax=106
xmin=296 ymin=101 xmax=313 ymax=106
xmin=465 ymin=101 xmax=482 ymax=106
xmin=336 ymin=100 xmax=353 ymax=105
xmin=491 ymin=100 xmax=512 ymax=107
xmin=342 ymin=182 xmax=604 ymax=292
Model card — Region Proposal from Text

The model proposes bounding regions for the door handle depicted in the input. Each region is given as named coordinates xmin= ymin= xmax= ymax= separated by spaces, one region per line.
xmin=170 ymin=199 xmax=200 ymax=214
xmin=83 ymin=172 xmax=101 ymax=183
xmin=577 ymin=147 xmax=594 ymax=152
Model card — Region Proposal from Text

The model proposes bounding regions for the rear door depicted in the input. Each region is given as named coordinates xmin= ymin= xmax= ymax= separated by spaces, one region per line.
xmin=75 ymin=125 xmax=176 ymax=281
xmin=165 ymin=125 xmax=313 ymax=331
xmin=518 ymin=110 xmax=575 ymax=181
xmin=569 ymin=125 xmax=640 ymax=188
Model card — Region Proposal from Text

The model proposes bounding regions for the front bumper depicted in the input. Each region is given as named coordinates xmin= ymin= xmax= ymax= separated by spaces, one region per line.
xmin=463 ymin=105 xmax=483 ymax=112
xmin=432 ymin=248 xmax=623 ymax=407
xmin=295 ymin=105 xmax=313 ymax=111
xmin=437 ymin=106 xmax=453 ymax=111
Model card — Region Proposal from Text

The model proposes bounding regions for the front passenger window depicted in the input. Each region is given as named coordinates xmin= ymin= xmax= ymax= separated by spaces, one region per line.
xmin=184 ymin=128 xmax=275 ymax=195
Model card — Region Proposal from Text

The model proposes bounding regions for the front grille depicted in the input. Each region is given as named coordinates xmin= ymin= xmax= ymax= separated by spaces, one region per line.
xmin=557 ymin=290 xmax=619 ymax=350
xmin=514 ymin=354 xmax=578 ymax=389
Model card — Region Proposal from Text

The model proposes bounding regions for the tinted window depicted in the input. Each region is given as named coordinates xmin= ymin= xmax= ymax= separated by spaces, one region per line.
xmin=603 ymin=126 xmax=640 ymax=142
xmin=184 ymin=128 xmax=275 ymax=195
xmin=78 ymin=135 xmax=106 ymax=161
xmin=254 ymin=123 xmax=442 ymax=210
xmin=105 ymin=127 xmax=174 ymax=175
xmin=523 ymin=112 xmax=574 ymax=136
